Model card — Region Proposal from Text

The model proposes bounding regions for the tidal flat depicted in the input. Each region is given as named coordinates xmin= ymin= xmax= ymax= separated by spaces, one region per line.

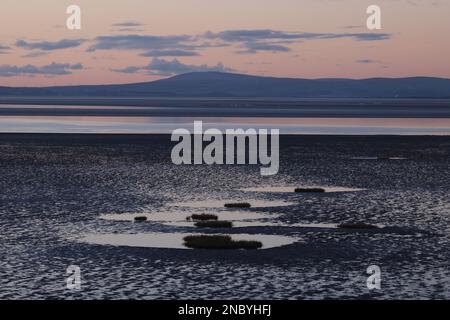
xmin=0 ymin=134 xmax=449 ymax=299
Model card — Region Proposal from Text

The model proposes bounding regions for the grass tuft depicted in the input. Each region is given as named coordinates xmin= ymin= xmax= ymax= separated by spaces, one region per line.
xmin=183 ymin=235 xmax=262 ymax=250
xmin=294 ymin=188 xmax=326 ymax=193
xmin=224 ymin=202 xmax=251 ymax=208
xmin=189 ymin=214 xmax=218 ymax=221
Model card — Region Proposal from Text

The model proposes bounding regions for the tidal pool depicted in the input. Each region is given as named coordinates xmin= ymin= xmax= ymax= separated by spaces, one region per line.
xmin=165 ymin=221 xmax=384 ymax=229
xmin=81 ymin=232 xmax=298 ymax=249
xmin=241 ymin=186 xmax=365 ymax=193
xmin=100 ymin=211 xmax=277 ymax=222
xmin=163 ymin=221 xmax=281 ymax=228
xmin=170 ymin=200 xmax=296 ymax=209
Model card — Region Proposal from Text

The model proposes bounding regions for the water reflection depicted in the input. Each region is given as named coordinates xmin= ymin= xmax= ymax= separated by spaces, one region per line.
xmin=241 ymin=186 xmax=365 ymax=193
xmin=0 ymin=116 xmax=449 ymax=135
xmin=171 ymin=200 xmax=295 ymax=209
xmin=101 ymin=211 xmax=276 ymax=222
xmin=81 ymin=232 xmax=298 ymax=249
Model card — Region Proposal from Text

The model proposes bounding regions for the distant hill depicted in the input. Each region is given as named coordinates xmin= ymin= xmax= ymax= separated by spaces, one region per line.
xmin=1 ymin=72 xmax=450 ymax=98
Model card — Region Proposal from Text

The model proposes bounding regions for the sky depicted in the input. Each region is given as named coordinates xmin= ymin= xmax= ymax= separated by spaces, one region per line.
xmin=0 ymin=0 xmax=449 ymax=86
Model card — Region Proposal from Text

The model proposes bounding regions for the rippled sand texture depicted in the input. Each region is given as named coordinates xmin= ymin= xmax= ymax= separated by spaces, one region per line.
xmin=0 ymin=134 xmax=449 ymax=299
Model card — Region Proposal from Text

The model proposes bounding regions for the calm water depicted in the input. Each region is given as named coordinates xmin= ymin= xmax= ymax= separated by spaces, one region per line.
xmin=0 ymin=104 xmax=450 ymax=135
xmin=0 ymin=115 xmax=450 ymax=135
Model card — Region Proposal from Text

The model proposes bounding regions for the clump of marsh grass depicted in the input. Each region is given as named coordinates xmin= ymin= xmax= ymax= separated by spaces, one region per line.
xmin=188 ymin=214 xmax=218 ymax=221
xmin=224 ymin=202 xmax=251 ymax=208
xmin=183 ymin=235 xmax=262 ymax=250
xmin=134 ymin=216 xmax=148 ymax=222
xmin=294 ymin=188 xmax=326 ymax=193
xmin=194 ymin=221 xmax=233 ymax=228
xmin=337 ymin=223 xmax=378 ymax=230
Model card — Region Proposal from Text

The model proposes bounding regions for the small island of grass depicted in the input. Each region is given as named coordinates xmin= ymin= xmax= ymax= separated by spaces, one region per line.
xmin=183 ymin=235 xmax=262 ymax=250
xmin=294 ymin=188 xmax=326 ymax=193
xmin=194 ymin=221 xmax=233 ymax=228
xmin=224 ymin=202 xmax=251 ymax=208
xmin=188 ymin=214 xmax=218 ymax=221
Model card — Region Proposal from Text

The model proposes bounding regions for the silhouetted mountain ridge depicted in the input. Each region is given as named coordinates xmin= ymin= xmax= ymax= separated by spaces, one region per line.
xmin=1 ymin=72 xmax=450 ymax=98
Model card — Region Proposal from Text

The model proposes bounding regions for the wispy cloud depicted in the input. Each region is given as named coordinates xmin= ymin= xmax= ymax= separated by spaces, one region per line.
xmin=205 ymin=29 xmax=391 ymax=42
xmin=0 ymin=63 xmax=83 ymax=77
xmin=141 ymin=49 xmax=200 ymax=57
xmin=237 ymin=42 xmax=291 ymax=54
xmin=342 ymin=25 xmax=364 ymax=30
xmin=110 ymin=66 xmax=142 ymax=74
xmin=111 ymin=21 xmax=145 ymax=33
xmin=111 ymin=58 xmax=231 ymax=76
xmin=356 ymin=59 xmax=379 ymax=64
xmin=0 ymin=44 xmax=10 ymax=54
xmin=112 ymin=21 xmax=143 ymax=27
xmin=114 ymin=28 xmax=145 ymax=32
xmin=147 ymin=58 xmax=231 ymax=75
xmin=334 ymin=33 xmax=391 ymax=41
xmin=22 ymin=51 xmax=49 ymax=58
xmin=87 ymin=35 xmax=194 ymax=52
xmin=87 ymin=29 xmax=391 ymax=56
xmin=16 ymin=39 xmax=86 ymax=51
xmin=203 ymin=29 xmax=391 ymax=55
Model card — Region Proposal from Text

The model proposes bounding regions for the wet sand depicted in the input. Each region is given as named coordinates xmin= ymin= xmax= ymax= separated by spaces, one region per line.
xmin=0 ymin=134 xmax=449 ymax=299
